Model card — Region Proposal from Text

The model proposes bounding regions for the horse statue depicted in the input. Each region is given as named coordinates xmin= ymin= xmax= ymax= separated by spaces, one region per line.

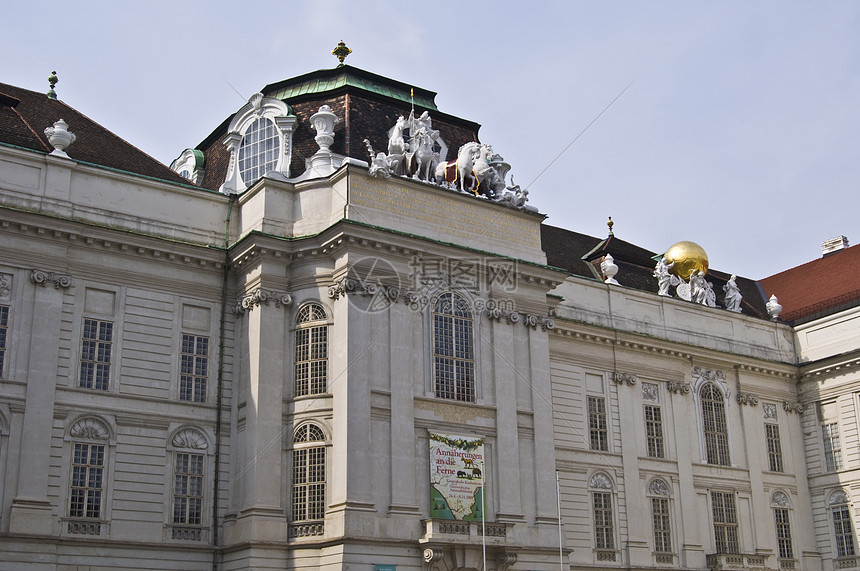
xmin=435 ymin=142 xmax=480 ymax=192
xmin=408 ymin=129 xmax=438 ymax=181
xmin=472 ymin=144 xmax=500 ymax=197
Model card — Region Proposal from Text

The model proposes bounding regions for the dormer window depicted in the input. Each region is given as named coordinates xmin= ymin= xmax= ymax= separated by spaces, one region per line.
xmin=218 ymin=93 xmax=297 ymax=194
xmin=238 ymin=117 xmax=279 ymax=186
xmin=170 ymin=149 xmax=206 ymax=185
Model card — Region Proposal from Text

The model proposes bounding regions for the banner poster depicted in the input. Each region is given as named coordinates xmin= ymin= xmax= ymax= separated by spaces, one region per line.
xmin=429 ymin=432 xmax=484 ymax=521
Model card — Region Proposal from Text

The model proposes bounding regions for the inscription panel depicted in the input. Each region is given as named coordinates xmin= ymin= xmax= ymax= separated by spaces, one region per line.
xmin=349 ymin=177 xmax=544 ymax=263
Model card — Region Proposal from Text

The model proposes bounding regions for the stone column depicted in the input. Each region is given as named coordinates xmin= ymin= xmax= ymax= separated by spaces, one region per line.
xmin=10 ymin=270 xmax=71 ymax=535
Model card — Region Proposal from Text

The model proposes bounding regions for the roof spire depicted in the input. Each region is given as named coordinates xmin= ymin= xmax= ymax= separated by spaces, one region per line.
xmin=607 ymin=216 xmax=614 ymax=236
xmin=47 ymin=71 xmax=58 ymax=100
xmin=332 ymin=41 xmax=352 ymax=66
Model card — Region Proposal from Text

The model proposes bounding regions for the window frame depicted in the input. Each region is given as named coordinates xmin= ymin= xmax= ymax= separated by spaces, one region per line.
xmin=432 ymin=292 xmax=476 ymax=403
xmin=290 ymin=423 xmax=327 ymax=527
xmin=711 ymin=491 xmax=740 ymax=554
xmin=644 ymin=403 xmax=664 ymax=458
xmin=822 ymin=422 xmax=843 ymax=472
xmin=765 ymin=422 xmax=784 ymax=473
xmin=700 ymin=382 xmax=731 ymax=466
xmin=179 ymin=333 xmax=209 ymax=403
xmin=294 ymin=303 xmax=329 ymax=398
xmin=0 ymin=304 xmax=8 ymax=377
xmin=172 ymin=451 xmax=205 ymax=526
xmin=829 ymin=492 xmax=856 ymax=558
xmin=651 ymin=496 xmax=673 ymax=553
xmin=79 ymin=317 xmax=113 ymax=391
xmin=588 ymin=395 xmax=609 ymax=452
xmin=773 ymin=507 xmax=794 ymax=560
xmin=593 ymin=491 xmax=615 ymax=550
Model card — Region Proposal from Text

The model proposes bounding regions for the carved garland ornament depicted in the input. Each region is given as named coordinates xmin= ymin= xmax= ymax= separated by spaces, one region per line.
xmin=763 ymin=402 xmax=778 ymax=420
xmin=691 ymin=366 xmax=726 ymax=384
xmin=648 ymin=478 xmax=671 ymax=496
xmin=0 ymin=274 xmax=10 ymax=299
xmin=642 ymin=383 xmax=660 ymax=402
xmin=234 ymin=288 xmax=292 ymax=314
xmin=31 ymin=269 xmax=72 ymax=289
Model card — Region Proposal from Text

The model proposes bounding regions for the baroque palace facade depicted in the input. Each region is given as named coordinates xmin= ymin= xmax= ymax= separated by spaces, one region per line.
xmin=0 ymin=57 xmax=857 ymax=571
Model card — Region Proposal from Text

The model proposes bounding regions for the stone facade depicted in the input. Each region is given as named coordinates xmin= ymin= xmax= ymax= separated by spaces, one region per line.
xmin=0 ymin=68 xmax=857 ymax=570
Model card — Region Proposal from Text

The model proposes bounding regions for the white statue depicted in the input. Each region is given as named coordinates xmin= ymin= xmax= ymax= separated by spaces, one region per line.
xmin=722 ymin=275 xmax=743 ymax=312
xmin=690 ymin=271 xmax=706 ymax=304
xmin=703 ymin=279 xmax=717 ymax=307
xmin=388 ymin=116 xmax=407 ymax=156
xmin=601 ymin=254 xmax=620 ymax=285
xmin=653 ymin=257 xmax=679 ymax=297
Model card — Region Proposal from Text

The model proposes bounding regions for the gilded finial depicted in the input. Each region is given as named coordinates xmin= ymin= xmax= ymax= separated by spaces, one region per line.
xmin=607 ymin=216 xmax=614 ymax=236
xmin=47 ymin=71 xmax=58 ymax=100
xmin=332 ymin=41 xmax=352 ymax=65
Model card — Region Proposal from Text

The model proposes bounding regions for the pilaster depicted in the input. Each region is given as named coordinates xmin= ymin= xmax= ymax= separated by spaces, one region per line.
xmin=9 ymin=269 xmax=71 ymax=535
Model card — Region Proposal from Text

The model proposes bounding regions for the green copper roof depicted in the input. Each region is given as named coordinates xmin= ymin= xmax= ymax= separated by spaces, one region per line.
xmin=264 ymin=65 xmax=438 ymax=110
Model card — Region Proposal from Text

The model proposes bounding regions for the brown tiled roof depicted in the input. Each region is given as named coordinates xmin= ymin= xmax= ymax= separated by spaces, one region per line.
xmin=0 ymin=82 xmax=189 ymax=185
xmin=760 ymin=244 xmax=860 ymax=322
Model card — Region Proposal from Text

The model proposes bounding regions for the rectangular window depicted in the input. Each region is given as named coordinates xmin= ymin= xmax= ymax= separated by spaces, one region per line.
xmin=80 ymin=318 xmax=112 ymax=390
xmin=832 ymin=505 xmax=857 ymax=557
xmin=822 ymin=422 xmax=843 ymax=472
xmin=291 ymin=446 xmax=326 ymax=522
xmin=652 ymin=497 xmax=672 ymax=553
xmin=173 ymin=452 xmax=204 ymax=525
xmin=593 ymin=491 xmax=615 ymax=549
xmin=180 ymin=334 xmax=209 ymax=402
xmin=711 ymin=491 xmax=739 ymax=554
xmin=295 ymin=325 xmax=328 ymax=397
xmin=645 ymin=405 xmax=664 ymax=458
xmin=765 ymin=423 xmax=784 ymax=472
xmin=69 ymin=443 xmax=104 ymax=518
xmin=588 ymin=396 xmax=608 ymax=451
xmin=0 ymin=305 xmax=8 ymax=376
xmin=774 ymin=508 xmax=793 ymax=559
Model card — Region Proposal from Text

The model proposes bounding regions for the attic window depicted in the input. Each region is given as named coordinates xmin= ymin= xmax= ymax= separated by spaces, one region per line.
xmin=238 ymin=117 xmax=280 ymax=187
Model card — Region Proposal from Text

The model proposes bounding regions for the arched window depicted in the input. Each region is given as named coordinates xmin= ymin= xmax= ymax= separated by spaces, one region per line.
xmin=700 ymin=383 xmax=730 ymax=466
xmin=170 ymin=428 xmax=209 ymax=535
xmin=291 ymin=423 xmax=326 ymax=530
xmin=829 ymin=490 xmax=856 ymax=558
xmin=238 ymin=117 xmax=280 ymax=187
xmin=67 ymin=417 xmax=112 ymax=536
xmin=771 ymin=491 xmax=794 ymax=561
xmin=294 ymin=303 xmax=328 ymax=397
xmin=648 ymin=479 xmax=673 ymax=555
xmin=589 ymin=473 xmax=616 ymax=556
xmin=433 ymin=292 xmax=475 ymax=402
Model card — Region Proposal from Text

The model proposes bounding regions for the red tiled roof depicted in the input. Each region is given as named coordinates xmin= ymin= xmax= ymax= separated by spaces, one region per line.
xmin=0 ymin=82 xmax=190 ymax=186
xmin=759 ymin=244 xmax=860 ymax=321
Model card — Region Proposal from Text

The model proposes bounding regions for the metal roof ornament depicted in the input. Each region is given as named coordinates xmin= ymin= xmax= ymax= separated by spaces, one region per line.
xmin=607 ymin=216 xmax=614 ymax=236
xmin=332 ymin=41 xmax=352 ymax=65
xmin=47 ymin=71 xmax=58 ymax=100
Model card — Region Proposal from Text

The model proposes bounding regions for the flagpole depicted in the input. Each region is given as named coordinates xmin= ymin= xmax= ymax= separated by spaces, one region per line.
xmin=557 ymin=470 xmax=564 ymax=571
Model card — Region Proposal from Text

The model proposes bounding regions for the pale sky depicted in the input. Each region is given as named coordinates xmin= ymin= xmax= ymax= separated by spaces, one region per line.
xmin=4 ymin=1 xmax=858 ymax=280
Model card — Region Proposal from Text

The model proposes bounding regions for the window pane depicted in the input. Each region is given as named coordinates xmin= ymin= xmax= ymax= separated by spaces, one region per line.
xmin=433 ymin=293 xmax=475 ymax=402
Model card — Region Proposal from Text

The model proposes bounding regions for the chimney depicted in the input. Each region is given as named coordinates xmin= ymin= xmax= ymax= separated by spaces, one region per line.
xmin=822 ymin=236 xmax=849 ymax=257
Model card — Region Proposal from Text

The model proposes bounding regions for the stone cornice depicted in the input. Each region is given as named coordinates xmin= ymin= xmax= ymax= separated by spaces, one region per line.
xmin=799 ymin=356 xmax=860 ymax=382
xmin=0 ymin=216 xmax=224 ymax=270
xmin=549 ymin=320 xmax=796 ymax=379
